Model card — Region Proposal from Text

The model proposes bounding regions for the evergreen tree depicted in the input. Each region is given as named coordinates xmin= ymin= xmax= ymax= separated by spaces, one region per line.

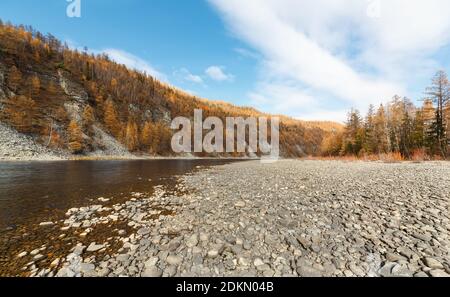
xmin=425 ymin=70 xmax=450 ymax=157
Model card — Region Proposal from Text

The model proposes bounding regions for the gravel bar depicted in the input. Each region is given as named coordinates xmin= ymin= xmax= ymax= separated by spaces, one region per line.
xmin=16 ymin=160 xmax=450 ymax=277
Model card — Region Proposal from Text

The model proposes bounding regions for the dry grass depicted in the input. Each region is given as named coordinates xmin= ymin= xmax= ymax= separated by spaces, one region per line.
xmin=305 ymin=151 xmax=449 ymax=163
xmin=379 ymin=152 xmax=404 ymax=163
xmin=411 ymin=149 xmax=428 ymax=163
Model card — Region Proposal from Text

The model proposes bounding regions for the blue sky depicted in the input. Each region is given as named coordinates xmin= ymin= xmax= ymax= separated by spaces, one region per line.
xmin=1 ymin=0 xmax=450 ymax=122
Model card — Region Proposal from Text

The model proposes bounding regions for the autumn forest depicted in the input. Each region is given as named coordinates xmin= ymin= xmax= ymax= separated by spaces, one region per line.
xmin=1 ymin=20 xmax=449 ymax=160
xmin=0 ymin=20 xmax=332 ymax=158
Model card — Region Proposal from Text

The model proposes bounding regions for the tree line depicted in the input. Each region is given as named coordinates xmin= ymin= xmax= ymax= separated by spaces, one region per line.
xmin=322 ymin=71 xmax=450 ymax=160
xmin=0 ymin=20 xmax=329 ymax=157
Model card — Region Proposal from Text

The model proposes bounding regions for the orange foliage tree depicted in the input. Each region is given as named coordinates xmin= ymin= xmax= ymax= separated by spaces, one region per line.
xmin=4 ymin=95 xmax=36 ymax=133
xmin=7 ymin=66 xmax=22 ymax=92
xmin=29 ymin=74 xmax=40 ymax=97
xmin=67 ymin=120 xmax=84 ymax=154
xmin=125 ymin=120 xmax=139 ymax=151
xmin=103 ymin=100 xmax=120 ymax=136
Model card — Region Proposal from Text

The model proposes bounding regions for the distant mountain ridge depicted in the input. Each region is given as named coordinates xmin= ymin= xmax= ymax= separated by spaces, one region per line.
xmin=0 ymin=20 xmax=341 ymax=158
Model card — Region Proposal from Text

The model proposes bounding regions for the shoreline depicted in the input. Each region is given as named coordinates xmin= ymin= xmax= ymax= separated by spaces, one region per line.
xmin=0 ymin=155 xmax=261 ymax=163
xmin=2 ymin=160 xmax=449 ymax=277
xmin=2 ymin=154 xmax=449 ymax=163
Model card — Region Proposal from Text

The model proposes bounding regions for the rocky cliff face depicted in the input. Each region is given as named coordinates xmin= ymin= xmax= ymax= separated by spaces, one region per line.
xmin=0 ymin=65 xmax=134 ymax=160
xmin=0 ymin=63 xmax=7 ymax=103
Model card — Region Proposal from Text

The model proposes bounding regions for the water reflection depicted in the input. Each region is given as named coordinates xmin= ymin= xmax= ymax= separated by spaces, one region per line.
xmin=0 ymin=159 xmax=234 ymax=228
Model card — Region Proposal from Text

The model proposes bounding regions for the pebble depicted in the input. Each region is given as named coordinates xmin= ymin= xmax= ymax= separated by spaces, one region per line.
xmin=142 ymin=266 xmax=163 ymax=277
xmin=166 ymin=255 xmax=182 ymax=266
xmin=17 ymin=252 xmax=28 ymax=258
xmin=424 ymin=258 xmax=444 ymax=270
xmin=86 ymin=243 xmax=105 ymax=252
xmin=18 ymin=160 xmax=450 ymax=278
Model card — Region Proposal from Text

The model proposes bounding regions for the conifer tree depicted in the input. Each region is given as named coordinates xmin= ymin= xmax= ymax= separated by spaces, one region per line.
xmin=67 ymin=120 xmax=84 ymax=154
xmin=125 ymin=120 xmax=139 ymax=151
xmin=7 ymin=65 xmax=22 ymax=92
xmin=103 ymin=100 xmax=120 ymax=136
xmin=29 ymin=74 xmax=40 ymax=97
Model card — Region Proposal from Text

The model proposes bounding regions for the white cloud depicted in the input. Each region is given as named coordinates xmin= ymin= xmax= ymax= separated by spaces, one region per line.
xmin=234 ymin=47 xmax=260 ymax=60
xmin=102 ymin=49 xmax=168 ymax=82
xmin=173 ymin=68 xmax=204 ymax=84
xmin=205 ymin=66 xmax=234 ymax=82
xmin=209 ymin=0 xmax=450 ymax=121
xmin=248 ymin=81 xmax=348 ymax=122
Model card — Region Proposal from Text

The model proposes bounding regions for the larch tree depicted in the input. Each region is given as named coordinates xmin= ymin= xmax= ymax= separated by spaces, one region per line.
xmin=67 ymin=120 xmax=84 ymax=154
xmin=125 ymin=120 xmax=139 ymax=151
xmin=7 ymin=65 xmax=22 ymax=92
xmin=140 ymin=121 xmax=153 ymax=151
xmin=5 ymin=95 xmax=36 ymax=133
xmin=29 ymin=74 xmax=40 ymax=97
xmin=47 ymin=80 xmax=57 ymax=96
xmin=373 ymin=105 xmax=390 ymax=154
xmin=103 ymin=100 xmax=120 ymax=136
xmin=342 ymin=109 xmax=364 ymax=155
xmin=363 ymin=104 xmax=376 ymax=154
xmin=82 ymin=105 xmax=95 ymax=127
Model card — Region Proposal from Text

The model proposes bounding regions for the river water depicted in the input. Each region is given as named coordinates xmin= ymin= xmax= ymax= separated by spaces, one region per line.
xmin=0 ymin=159 xmax=234 ymax=229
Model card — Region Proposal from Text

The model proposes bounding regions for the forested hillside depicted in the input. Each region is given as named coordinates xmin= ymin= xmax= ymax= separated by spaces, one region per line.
xmin=322 ymin=71 xmax=450 ymax=160
xmin=0 ymin=20 xmax=336 ymax=158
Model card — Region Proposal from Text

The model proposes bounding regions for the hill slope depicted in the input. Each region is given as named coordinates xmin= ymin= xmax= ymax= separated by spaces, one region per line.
xmin=0 ymin=20 xmax=341 ymax=159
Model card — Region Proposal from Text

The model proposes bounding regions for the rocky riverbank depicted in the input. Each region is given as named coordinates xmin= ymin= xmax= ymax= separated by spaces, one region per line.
xmin=0 ymin=123 xmax=68 ymax=161
xmin=0 ymin=122 xmax=139 ymax=161
xmin=7 ymin=160 xmax=450 ymax=277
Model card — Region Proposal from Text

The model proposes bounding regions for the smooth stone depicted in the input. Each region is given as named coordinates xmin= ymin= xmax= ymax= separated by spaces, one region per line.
xmin=50 ymin=258 xmax=60 ymax=267
xmin=137 ymin=228 xmax=151 ymax=236
xmin=385 ymin=252 xmax=407 ymax=262
xmin=142 ymin=266 xmax=163 ymax=277
xmin=144 ymin=257 xmax=159 ymax=268
xmin=186 ymin=234 xmax=199 ymax=247
xmin=253 ymin=258 xmax=265 ymax=267
xmin=234 ymin=201 xmax=246 ymax=208
xmin=80 ymin=263 xmax=95 ymax=273
xmin=86 ymin=243 xmax=105 ymax=252
xmin=30 ymin=249 xmax=40 ymax=256
xmin=412 ymin=233 xmax=432 ymax=242
xmin=166 ymin=255 xmax=182 ymax=266
xmin=199 ymin=233 xmax=209 ymax=242
xmin=391 ymin=264 xmax=413 ymax=277
xmin=424 ymin=258 xmax=444 ymax=270
xmin=33 ymin=254 xmax=45 ymax=261
xmin=429 ymin=270 xmax=450 ymax=277
xmin=297 ymin=265 xmax=322 ymax=277
xmin=379 ymin=262 xmax=397 ymax=277
xmin=207 ymin=250 xmax=219 ymax=258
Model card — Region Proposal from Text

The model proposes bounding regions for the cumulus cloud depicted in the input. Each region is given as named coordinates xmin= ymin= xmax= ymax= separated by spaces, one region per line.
xmin=102 ymin=49 xmax=168 ymax=82
xmin=205 ymin=66 xmax=234 ymax=82
xmin=173 ymin=68 xmax=204 ymax=84
xmin=209 ymin=0 xmax=450 ymax=121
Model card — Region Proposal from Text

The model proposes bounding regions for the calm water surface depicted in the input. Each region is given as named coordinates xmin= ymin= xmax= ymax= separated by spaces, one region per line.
xmin=0 ymin=159 xmax=234 ymax=229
